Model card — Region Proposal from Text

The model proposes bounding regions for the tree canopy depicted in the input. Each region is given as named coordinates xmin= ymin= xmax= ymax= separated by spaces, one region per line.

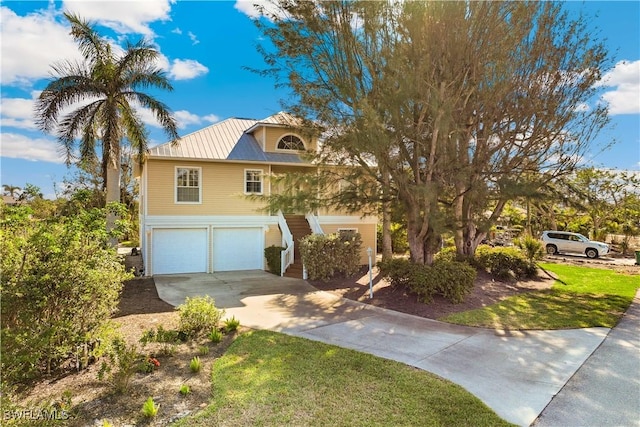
xmin=253 ymin=0 xmax=612 ymax=263
xmin=35 ymin=13 xmax=179 ymax=243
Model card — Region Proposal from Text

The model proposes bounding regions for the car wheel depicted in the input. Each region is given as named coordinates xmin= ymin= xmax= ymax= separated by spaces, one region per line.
xmin=546 ymin=244 xmax=557 ymax=255
xmin=585 ymin=248 xmax=598 ymax=259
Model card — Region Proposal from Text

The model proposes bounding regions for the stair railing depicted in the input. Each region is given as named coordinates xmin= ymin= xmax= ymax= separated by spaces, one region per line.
xmin=305 ymin=213 xmax=324 ymax=235
xmin=277 ymin=210 xmax=295 ymax=276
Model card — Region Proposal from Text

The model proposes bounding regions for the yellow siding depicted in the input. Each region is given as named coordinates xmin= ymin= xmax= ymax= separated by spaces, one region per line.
xmin=320 ymin=223 xmax=377 ymax=265
xmin=262 ymin=127 xmax=318 ymax=153
xmin=145 ymin=160 xmax=269 ymax=216
xmin=265 ymin=226 xmax=282 ymax=248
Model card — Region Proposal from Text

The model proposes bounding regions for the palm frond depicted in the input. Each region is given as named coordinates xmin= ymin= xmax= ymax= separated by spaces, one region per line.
xmin=126 ymin=92 xmax=179 ymax=142
xmin=64 ymin=12 xmax=111 ymax=66
xmin=118 ymin=102 xmax=148 ymax=156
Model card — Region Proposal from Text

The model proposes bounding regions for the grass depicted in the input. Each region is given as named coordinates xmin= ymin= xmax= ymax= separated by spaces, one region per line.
xmin=177 ymin=330 xmax=514 ymax=427
xmin=441 ymin=263 xmax=639 ymax=330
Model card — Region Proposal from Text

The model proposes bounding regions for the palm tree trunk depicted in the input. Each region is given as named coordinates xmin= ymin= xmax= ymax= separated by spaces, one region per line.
xmin=105 ymin=159 xmax=121 ymax=247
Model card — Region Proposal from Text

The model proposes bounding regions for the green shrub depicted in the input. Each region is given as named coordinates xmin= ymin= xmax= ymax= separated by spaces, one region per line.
xmin=179 ymin=385 xmax=191 ymax=396
xmin=379 ymin=258 xmax=476 ymax=304
xmin=224 ymin=316 xmax=241 ymax=333
xmin=177 ymin=296 xmax=224 ymax=338
xmin=431 ymin=260 xmax=477 ymax=304
xmin=264 ymin=245 xmax=285 ymax=275
xmin=140 ymin=325 xmax=180 ymax=347
xmin=190 ymin=356 xmax=202 ymax=373
xmin=98 ymin=338 xmax=142 ymax=394
xmin=0 ymin=204 xmax=131 ymax=386
xmin=405 ymin=263 xmax=438 ymax=303
xmin=514 ymin=235 xmax=544 ymax=264
xmin=141 ymin=397 xmax=159 ymax=418
xmin=300 ymin=232 xmax=362 ymax=281
xmin=209 ymin=329 xmax=223 ymax=344
xmin=434 ymin=246 xmax=458 ymax=263
xmin=378 ymin=258 xmax=413 ymax=288
xmin=474 ymin=245 xmax=536 ymax=280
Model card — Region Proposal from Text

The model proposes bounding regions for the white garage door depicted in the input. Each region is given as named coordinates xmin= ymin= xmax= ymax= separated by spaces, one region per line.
xmin=212 ymin=228 xmax=263 ymax=271
xmin=152 ymin=228 xmax=208 ymax=275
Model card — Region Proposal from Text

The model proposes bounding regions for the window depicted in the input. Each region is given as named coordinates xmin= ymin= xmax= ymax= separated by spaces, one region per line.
xmin=277 ymin=134 xmax=305 ymax=151
xmin=245 ymin=169 xmax=263 ymax=194
xmin=176 ymin=167 xmax=201 ymax=203
xmin=338 ymin=228 xmax=358 ymax=238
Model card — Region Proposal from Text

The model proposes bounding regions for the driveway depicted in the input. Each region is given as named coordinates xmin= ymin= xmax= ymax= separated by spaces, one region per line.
xmin=155 ymin=271 xmax=613 ymax=427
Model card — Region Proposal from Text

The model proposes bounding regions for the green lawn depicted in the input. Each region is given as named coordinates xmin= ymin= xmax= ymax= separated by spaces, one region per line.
xmin=441 ymin=263 xmax=639 ymax=330
xmin=177 ymin=330 xmax=514 ymax=427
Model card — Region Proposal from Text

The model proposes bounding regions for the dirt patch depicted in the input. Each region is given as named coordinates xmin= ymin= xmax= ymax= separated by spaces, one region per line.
xmin=15 ymin=278 xmax=241 ymax=427
xmin=310 ymin=267 xmax=557 ymax=319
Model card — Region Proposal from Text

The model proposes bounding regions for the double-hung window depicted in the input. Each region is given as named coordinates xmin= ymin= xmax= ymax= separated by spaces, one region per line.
xmin=176 ymin=167 xmax=201 ymax=203
xmin=245 ymin=169 xmax=263 ymax=194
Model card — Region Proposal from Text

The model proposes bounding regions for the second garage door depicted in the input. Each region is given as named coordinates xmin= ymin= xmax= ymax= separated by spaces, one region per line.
xmin=212 ymin=228 xmax=263 ymax=271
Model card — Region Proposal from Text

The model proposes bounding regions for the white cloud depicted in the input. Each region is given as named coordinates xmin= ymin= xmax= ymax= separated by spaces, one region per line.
xmin=0 ymin=133 xmax=65 ymax=163
xmin=62 ymin=0 xmax=173 ymax=37
xmin=598 ymin=60 xmax=640 ymax=115
xmin=188 ymin=31 xmax=200 ymax=45
xmin=203 ymin=114 xmax=220 ymax=124
xmin=234 ymin=0 xmax=290 ymax=21
xmin=1 ymin=2 xmax=173 ymax=86
xmin=174 ymin=110 xmax=204 ymax=128
xmin=0 ymin=6 xmax=83 ymax=85
xmin=0 ymin=94 xmax=39 ymax=130
xmin=168 ymin=59 xmax=209 ymax=80
xmin=138 ymin=107 xmax=218 ymax=130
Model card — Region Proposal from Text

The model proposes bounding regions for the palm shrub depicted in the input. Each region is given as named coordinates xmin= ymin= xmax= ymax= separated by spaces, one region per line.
xmin=514 ymin=235 xmax=544 ymax=264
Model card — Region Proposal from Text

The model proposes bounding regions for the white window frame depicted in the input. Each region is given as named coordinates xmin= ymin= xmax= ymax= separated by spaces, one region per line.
xmin=175 ymin=166 xmax=202 ymax=204
xmin=244 ymin=169 xmax=264 ymax=195
xmin=276 ymin=133 xmax=306 ymax=152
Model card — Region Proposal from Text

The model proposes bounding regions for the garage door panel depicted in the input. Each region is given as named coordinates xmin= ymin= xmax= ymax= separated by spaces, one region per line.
xmin=212 ymin=228 xmax=263 ymax=271
xmin=153 ymin=228 xmax=207 ymax=275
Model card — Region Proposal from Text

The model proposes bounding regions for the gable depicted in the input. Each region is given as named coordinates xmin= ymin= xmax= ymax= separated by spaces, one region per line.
xmin=148 ymin=112 xmax=317 ymax=164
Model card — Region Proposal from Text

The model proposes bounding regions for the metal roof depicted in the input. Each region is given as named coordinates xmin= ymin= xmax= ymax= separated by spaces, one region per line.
xmin=148 ymin=113 xmax=308 ymax=164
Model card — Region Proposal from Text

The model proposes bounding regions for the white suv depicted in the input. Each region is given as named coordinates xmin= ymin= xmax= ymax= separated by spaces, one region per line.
xmin=541 ymin=231 xmax=609 ymax=259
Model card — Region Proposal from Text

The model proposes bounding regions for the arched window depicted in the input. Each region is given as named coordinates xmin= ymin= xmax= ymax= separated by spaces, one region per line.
xmin=277 ymin=134 xmax=305 ymax=151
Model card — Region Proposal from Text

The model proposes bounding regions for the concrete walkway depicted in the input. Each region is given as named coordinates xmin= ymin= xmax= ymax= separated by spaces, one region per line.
xmin=533 ymin=288 xmax=640 ymax=427
xmin=154 ymin=271 xmax=627 ymax=427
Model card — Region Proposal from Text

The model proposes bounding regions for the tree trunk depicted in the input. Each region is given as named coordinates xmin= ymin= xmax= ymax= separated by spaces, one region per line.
xmin=381 ymin=172 xmax=393 ymax=262
xmin=105 ymin=159 xmax=121 ymax=247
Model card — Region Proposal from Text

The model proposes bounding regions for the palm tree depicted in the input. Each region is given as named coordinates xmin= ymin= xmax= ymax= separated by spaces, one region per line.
xmin=2 ymin=185 xmax=22 ymax=198
xmin=35 ymin=13 xmax=179 ymax=244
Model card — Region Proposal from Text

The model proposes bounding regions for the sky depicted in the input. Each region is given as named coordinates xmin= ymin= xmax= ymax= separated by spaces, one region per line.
xmin=1 ymin=0 xmax=639 ymax=199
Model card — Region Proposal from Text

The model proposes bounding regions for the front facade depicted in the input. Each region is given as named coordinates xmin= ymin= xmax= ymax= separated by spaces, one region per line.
xmin=138 ymin=112 xmax=377 ymax=276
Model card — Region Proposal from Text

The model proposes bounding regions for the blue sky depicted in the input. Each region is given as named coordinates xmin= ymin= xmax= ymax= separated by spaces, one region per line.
xmin=1 ymin=1 xmax=639 ymax=199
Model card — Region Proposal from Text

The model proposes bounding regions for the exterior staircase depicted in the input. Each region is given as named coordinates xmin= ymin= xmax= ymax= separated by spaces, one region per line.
xmin=282 ymin=214 xmax=312 ymax=279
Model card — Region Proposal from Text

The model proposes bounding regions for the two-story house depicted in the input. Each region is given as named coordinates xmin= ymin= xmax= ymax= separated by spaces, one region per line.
xmin=136 ymin=112 xmax=377 ymax=277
